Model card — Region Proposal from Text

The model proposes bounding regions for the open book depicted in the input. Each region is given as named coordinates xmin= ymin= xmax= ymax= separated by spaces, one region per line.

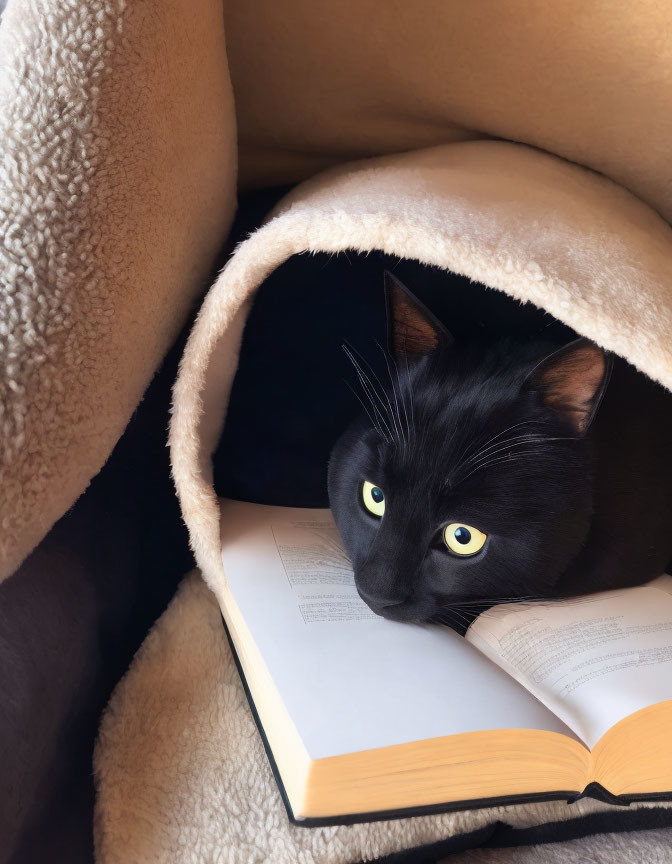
xmin=218 ymin=499 xmax=672 ymax=825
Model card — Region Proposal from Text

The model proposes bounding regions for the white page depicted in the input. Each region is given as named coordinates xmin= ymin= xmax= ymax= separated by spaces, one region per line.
xmin=466 ymin=576 xmax=672 ymax=749
xmin=219 ymin=499 xmax=578 ymax=760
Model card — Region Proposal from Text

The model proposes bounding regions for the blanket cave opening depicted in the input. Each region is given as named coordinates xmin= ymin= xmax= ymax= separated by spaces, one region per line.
xmin=213 ymin=250 xmax=578 ymax=511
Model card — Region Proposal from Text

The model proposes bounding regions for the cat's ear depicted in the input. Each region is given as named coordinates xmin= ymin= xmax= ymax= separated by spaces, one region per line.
xmin=525 ymin=338 xmax=612 ymax=435
xmin=384 ymin=271 xmax=454 ymax=358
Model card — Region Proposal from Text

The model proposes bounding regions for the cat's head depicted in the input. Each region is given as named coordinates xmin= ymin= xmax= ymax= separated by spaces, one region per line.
xmin=327 ymin=273 xmax=611 ymax=628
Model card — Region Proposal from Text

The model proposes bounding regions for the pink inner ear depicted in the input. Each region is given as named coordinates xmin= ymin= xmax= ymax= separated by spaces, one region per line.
xmin=388 ymin=280 xmax=440 ymax=357
xmin=535 ymin=342 xmax=607 ymax=434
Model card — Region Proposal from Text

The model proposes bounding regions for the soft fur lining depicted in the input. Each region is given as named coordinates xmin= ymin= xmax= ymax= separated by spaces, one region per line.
xmin=94 ymin=572 xmax=671 ymax=863
xmin=170 ymin=140 xmax=672 ymax=592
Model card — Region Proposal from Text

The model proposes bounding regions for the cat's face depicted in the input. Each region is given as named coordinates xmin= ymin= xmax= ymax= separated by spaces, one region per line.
xmin=328 ymin=274 xmax=609 ymax=628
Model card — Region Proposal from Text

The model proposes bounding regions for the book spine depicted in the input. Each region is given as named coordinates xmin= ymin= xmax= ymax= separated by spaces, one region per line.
xmin=567 ymin=783 xmax=627 ymax=806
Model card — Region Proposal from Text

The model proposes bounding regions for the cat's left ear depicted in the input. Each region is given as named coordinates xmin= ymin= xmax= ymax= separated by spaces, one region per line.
xmin=525 ymin=338 xmax=613 ymax=435
xmin=384 ymin=271 xmax=454 ymax=358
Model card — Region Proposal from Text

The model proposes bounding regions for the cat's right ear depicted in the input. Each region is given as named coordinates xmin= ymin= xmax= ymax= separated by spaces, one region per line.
xmin=384 ymin=272 xmax=454 ymax=358
xmin=525 ymin=338 xmax=612 ymax=436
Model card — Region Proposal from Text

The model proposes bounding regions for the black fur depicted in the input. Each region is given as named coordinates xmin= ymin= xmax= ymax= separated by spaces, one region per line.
xmin=328 ymin=276 xmax=672 ymax=631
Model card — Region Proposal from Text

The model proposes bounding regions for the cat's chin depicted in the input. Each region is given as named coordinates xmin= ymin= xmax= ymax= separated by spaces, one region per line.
xmin=370 ymin=599 xmax=481 ymax=636
xmin=368 ymin=598 xmax=436 ymax=625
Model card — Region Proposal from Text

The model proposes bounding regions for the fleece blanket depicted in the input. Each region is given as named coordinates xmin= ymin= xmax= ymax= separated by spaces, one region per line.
xmin=0 ymin=0 xmax=236 ymax=580
xmin=3 ymin=0 xmax=672 ymax=580
xmin=170 ymin=140 xmax=672 ymax=586
xmin=94 ymin=140 xmax=672 ymax=861
xmin=95 ymin=572 xmax=672 ymax=864
xmin=2 ymin=1 xmax=672 ymax=861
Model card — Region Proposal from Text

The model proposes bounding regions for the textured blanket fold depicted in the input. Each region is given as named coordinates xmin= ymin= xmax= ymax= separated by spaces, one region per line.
xmin=0 ymin=0 xmax=236 ymax=580
xmin=170 ymin=140 xmax=672 ymax=590
xmin=94 ymin=571 xmax=672 ymax=864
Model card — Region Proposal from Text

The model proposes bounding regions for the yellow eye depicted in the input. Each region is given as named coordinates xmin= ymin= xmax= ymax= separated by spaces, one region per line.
xmin=443 ymin=523 xmax=487 ymax=556
xmin=362 ymin=481 xmax=385 ymax=517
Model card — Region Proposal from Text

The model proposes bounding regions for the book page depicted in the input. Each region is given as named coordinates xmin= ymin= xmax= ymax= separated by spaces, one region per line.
xmin=466 ymin=576 xmax=672 ymax=748
xmin=219 ymin=499 xmax=579 ymax=761
xmin=271 ymin=520 xmax=379 ymax=624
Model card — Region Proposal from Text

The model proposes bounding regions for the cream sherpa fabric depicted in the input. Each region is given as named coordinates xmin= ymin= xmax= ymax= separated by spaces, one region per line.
xmin=95 ymin=571 xmax=672 ymax=864
xmin=0 ymin=0 xmax=236 ymax=580
xmin=170 ymin=140 xmax=672 ymax=589
xmin=4 ymin=0 xmax=672 ymax=585
xmin=4 ymin=0 xmax=672 ymax=584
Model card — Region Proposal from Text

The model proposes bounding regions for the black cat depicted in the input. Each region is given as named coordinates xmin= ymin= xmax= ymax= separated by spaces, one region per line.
xmin=328 ymin=273 xmax=672 ymax=629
